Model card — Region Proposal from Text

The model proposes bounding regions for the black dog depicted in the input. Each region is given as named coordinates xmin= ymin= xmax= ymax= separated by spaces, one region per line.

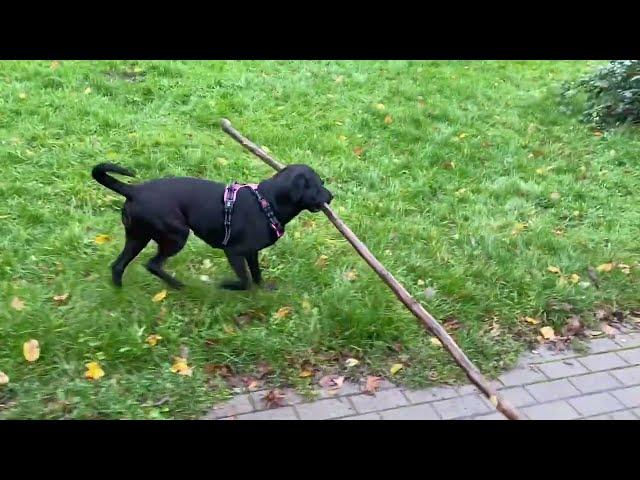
xmin=92 ymin=163 xmax=333 ymax=290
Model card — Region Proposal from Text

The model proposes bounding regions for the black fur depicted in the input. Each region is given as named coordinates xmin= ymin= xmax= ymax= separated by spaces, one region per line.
xmin=91 ymin=162 xmax=333 ymax=290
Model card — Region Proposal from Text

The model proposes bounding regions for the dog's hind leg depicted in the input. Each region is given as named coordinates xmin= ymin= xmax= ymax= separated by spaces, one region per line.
xmin=111 ymin=234 xmax=150 ymax=287
xmin=220 ymin=250 xmax=251 ymax=291
xmin=146 ymin=230 xmax=189 ymax=289
xmin=245 ymin=251 xmax=262 ymax=285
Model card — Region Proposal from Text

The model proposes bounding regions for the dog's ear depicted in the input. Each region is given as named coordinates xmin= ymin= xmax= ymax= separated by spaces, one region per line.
xmin=290 ymin=173 xmax=308 ymax=203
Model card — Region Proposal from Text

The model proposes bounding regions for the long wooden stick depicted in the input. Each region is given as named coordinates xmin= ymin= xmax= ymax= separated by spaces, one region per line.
xmin=221 ymin=118 xmax=522 ymax=420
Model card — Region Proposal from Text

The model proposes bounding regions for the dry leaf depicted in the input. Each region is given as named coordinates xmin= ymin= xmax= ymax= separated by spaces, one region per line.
xmin=569 ymin=273 xmax=580 ymax=284
xmin=23 ymin=339 xmax=40 ymax=362
xmin=84 ymin=87 xmax=92 ymax=94
xmin=170 ymin=357 xmax=193 ymax=376
xmin=85 ymin=361 xmax=105 ymax=380
xmin=222 ymin=324 xmax=236 ymax=335
xmin=550 ymin=192 xmax=561 ymax=201
xmin=363 ymin=376 xmax=382 ymax=395
xmin=11 ymin=297 xmax=25 ymax=311
xmin=593 ymin=131 xmax=603 ymax=137
xmin=152 ymin=290 xmax=167 ymax=303
xmin=511 ymin=222 xmax=528 ymax=235
xmin=204 ymin=364 xmax=232 ymax=377
xmin=374 ymin=103 xmax=385 ymax=110
xmin=315 ymin=254 xmax=329 ymax=268
xmin=246 ymin=378 xmax=262 ymax=391
xmin=441 ymin=161 xmax=455 ymax=170
xmin=52 ymin=293 xmax=70 ymax=305
xmin=596 ymin=263 xmax=615 ymax=273
xmin=50 ymin=61 xmax=60 ymax=70
xmin=301 ymin=299 xmax=312 ymax=312
xmin=547 ymin=266 xmax=561 ymax=274
xmin=525 ymin=316 xmax=540 ymax=325
xmin=390 ymin=363 xmax=404 ymax=375
xmin=384 ymin=115 xmax=393 ymax=125
xmin=146 ymin=334 xmax=162 ymax=347
xmin=563 ymin=316 xmax=584 ymax=337
xmin=18 ymin=92 xmax=27 ymax=99
xmin=299 ymin=369 xmax=314 ymax=378
xmin=344 ymin=270 xmax=358 ymax=281
xmin=443 ymin=317 xmax=461 ymax=332
xmin=338 ymin=135 xmax=347 ymax=141
xmin=345 ymin=358 xmax=360 ymax=368
xmin=540 ymin=326 xmax=555 ymax=340
xmin=0 ymin=371 xmax=9 ymax=385
xmin=417 ymin=279 xmax=425 ymax=286
xmin=430 ymin=337 xmax=443 ymax=347
xmin=600 ymin=323 xmax=618 ymax=338
xmin=275 ymin=306 xmax=292 ymax=319
xmin=334 ymin=75 xmax=344 ymax=83
xmin=458 ymin=132 xmax=468 ymax=139
xmin=353 ymin=146 xmax=364 ymax=157
xmin=262 ymin=389 xmax=286 ymax=409
xmin=94 ymin=234 xmax=112 ymax=245
xmin=617 ymin=263 xmax=631 ymax=274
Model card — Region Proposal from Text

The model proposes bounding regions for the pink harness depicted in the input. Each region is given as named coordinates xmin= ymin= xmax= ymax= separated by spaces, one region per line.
xmin=222 ymin=182 xmax=284 ymax=246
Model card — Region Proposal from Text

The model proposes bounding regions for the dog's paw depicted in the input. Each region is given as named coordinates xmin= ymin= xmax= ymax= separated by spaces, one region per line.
xmin=219 ymin=280 xmax=250 ymax=291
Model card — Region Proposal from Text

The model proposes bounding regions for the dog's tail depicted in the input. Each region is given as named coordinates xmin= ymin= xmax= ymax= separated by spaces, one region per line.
xmin=92 ymin=163 xmax=137 ymax=199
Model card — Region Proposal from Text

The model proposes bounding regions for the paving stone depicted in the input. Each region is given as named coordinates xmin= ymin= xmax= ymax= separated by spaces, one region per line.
xmin=471 ymin=412 xmax=507 ymax=420
xmin=587 ymin=337 xmax=622 ymax=353
xmin=536 ymin=360 xmax=588 ymax=379
xmin=296 ymin=397 xmax=356 ymax=420
xmin=403 ymin=385 xmax=458 ymax=404
xmin=610 ymin=386 xmax=640 ymax=408
xmin=379 ymin=403 xmax=439 ymax=420
xmin=339 ymin=412 xmax=381 ymax=420
xmin=522 ymin=401 xmax=580 ymax=420
xmin=587 ymin=410 xmax=638 ymax=420
xmin=611 ymin=366 xmax=640 ymax=386
xmin=578 ymin=352 xmax=628 ymax=372
xmin=202 ymin=394 xmax=254 ymax=419
xmin=316 ymin=381 xmax=362 ymax=399
xmin=498 ymin=367 xmax=547 ymax=386
xmin=350 ymin=388 xmax=409 ymax=414
xmin=568 ymin=372 xmax=623 ymax=393
xmin=568 ymin=392 xmax=625 ymax=417
xmin=615 ymin=333 xmax=640 ymax=348
xmin=236 ymin=406 xmax=298 ymax=420
xmin=250 ymin=388 xmax=303 ymax=411
xmin=498 ymin=386 xmax=537 ymax=407
xmin=432 ymin=394 xmax=492 ymax=419
xmin=525 ymin=379 xmax=581 ymax=402
xmin=617 ymin=348 xmax=640 ymax=365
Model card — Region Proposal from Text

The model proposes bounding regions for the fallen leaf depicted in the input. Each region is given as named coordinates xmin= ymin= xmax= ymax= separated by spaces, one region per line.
xmin=540 ymin=326 xmax=556 ymax=340
xmin=423 ymin=287 xmax=437 ymax=300
xmin=443 ymin=317 xmax=461 ymax=331
xmin=152 ymin=290 xmax=167 ymax=303
xmin=84 ymin=87 xmax=92 ymax=94
xmin=593 ymin=131 xmax=603 ymax=137
xmin=257 ymin=363 xmax=273 ymax=378
xmin=430 ymin=337 xmax=443 ymax=347
xmin=11 ymin=297 xmax=25 ymax=311
xmin=511 ymin=222 xmax=528 ymax=235
xmin=334 ymin=75 xmax=344 ymax=83
xmin=204 ymin=364 xmax=232 ymax=377
xmin=262 ymin=389 xmax=286 ymax=409
xmin=18 ymin=92 xmax=27 ymax=99
xmin=274 ymin=306 xmax=292 ymax=319
xmin=550 ymin=192 xmax=561 ymax=201
xmin=417 ymin=279 xmax=425 ymax=286
xmin=524 ymin=316 xmax=540 ymax=325
xmin=344 ymin=270 xmax=358 ymax=281
xmin=222 ymin=324 xmax=236 ymax=335
xmin=233 ymin=314 xmax=253 ymax=328
xmin=585 ymin=330 xmax=604 ymax=338
xmin=146 ymin=334 xmax=162 ymax=347
xmin=363 ymin=376 xmax=382 ymax=395
xmin=52 ymin=293 xmax=70 ymax=305
xmin=0 ymin=371 xmax=8 ymax=385
xmin=547 ymin=266 xmax=561 ymax=274
xmin=390 ymin=363 xmax=404 ymax=375
xmin=384 ymin=114 xmax=393 ymax=125
xmin=617 ymin=263 xmax=631 ymax=274
xmin=298 ymin=369 xmax=314 ymax=378
xmin=199 ymin=274 xmax=210 ymax=282
xmin=338 ymin=135 xmax=347 ymax=141
xmin=600 ymin=323 xmax=618 ymax=338
xmin=315 ymin=254 xmax=329 ymax=268
xmin=441 ymin=161 xmax=456 ymax=170
xmin=94 ymin=234 xmax=112 ymax=245
xmin=170 ymin=357 xmax=193 ymax=376
xmin=262 ymin=146 xmax=271 ymax=153
xmin=563 ymin=316 xmax=584 ymax=337
xmin=353 ymin=146 xmax=364 ymax=157
xmin=489 ymin=319 xmax=501 ymax=337
xmin=245 ymin=378 xmax=262 ymax=391
xmin=569 ymin=273 xmax=580 ymax=284
xmin=374 ymin=103 xmax=385 ymax=110
xmin=458 ymin=132 xmax=467 ymax=139
xmin=23 ymin=339 xmax=40 ymax=362
xmin=596 ymin=262 xmax=615 ymax=273
xmin=301 ymin=299 xmax=312 ymax=312
xmin=50 ymin=60 xmax=60 ymax=70
xmin=489 ymin=395 xmax=498 ymax=407
xmin=85 ymin=361 xmax=105 ymax=380
xmin=587 ymin=266 xmax=600 ymax=287
xmin=345 ymin=358 xmax=360 ymax=368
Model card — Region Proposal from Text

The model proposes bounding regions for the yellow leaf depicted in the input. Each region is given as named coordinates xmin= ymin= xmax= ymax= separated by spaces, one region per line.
xmin=596 ymin=263 xmax=615 ymax=273
xmin=302 ymin=299 xmax=312 ymax=312
xmin=23 ymin=339 xmax=40 ymax=362
xmin=489 ymin=395 xmax=498 ymax=407
xmin=334 ymin=75 xmax=344 ymax=83
xmin=511 ymin=222 xmax=528 ymax=235
xmin=344 ymin=270 xmax=358 ymax=281
xmin=0 ymin=371 xmax=9 ymax=385
xmin=94 ymin=234 xmax=112 ymax=245
xmin=374 ymin=103 xmax=385 ymax=110
xmin=50 ymin=61 xmax=60 ymax=70
xmin=547 ymin=266 xmax=561 ymax=274
xmin=550 ymin=192 xmax=561 ymax=201
xmin=353 ymin=146 xmax=364 ymax=157
xmin=338 ymin=135 xmax=347 ymax=142
xmin=216 ymin=157 xmax=228 ymax=166
xmin=345 ymin=358 xmax=360 ymax=367
xmin=315 ymin=254 xmax=329 ymax=268
xmin=222 ymin=324 xmax=236 ymax=335
xmin=18 ymin=92 xmax=27 ymax=100
xmin=601 ymin=323 xmax=618 ymax=337
xmin=384 ymin=115 xmax=393 ymax=125
xmin=389 ymin=363 xmax=403 ymax=375
xmin=262 ymin=146 xmax=271 ymax=153
xmin=170 ymin=357 xmax=193 ymax=376
xmin=275 ymin=306 xmax=292 ymax=319
xmin=298 ymin=369 xmax=313 ymax=378
xmin=417 ymin=279 xmax=425 ymax=286
xmin=540 ymin=326 xmax=555 ymax=340
xmin=152 ymin=290 xmax=167 ymax=302
xmin=85 ymin=361 xmax=105 ymax=380
xmin=52 ymin=293 xmax=70 ymax=305
xmin=525 ymin=317 xmax=540 ymax=325
xmin=458 ymin=132 xmax=467 ymax=139
xmin=593 ymin=131 xmax=603 ymax=137
xmin=535 ymin=167 xmax=546 ymax=175
xmin=569 ymin=273 xmax=580 ymax=284
xmin=11 ymin=296 xmax=25 ymax=311
xmin=430 ymin=337 xmax=443 ymax=347
xmin=146 ymin=334 xmax=162 ymax=347
xmin=84 ymin=87 xmax=92 ymax=94
xmin=617 ymin=263 xmax=631 ymax=274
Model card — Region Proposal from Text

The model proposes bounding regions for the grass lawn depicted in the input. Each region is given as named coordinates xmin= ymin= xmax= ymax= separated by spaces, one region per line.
xmin=1 ymin=60 xmax=639 ymax=419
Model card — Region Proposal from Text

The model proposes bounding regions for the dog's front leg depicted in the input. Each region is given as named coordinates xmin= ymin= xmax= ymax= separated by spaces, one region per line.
xmin=220 ymin=251 xmax=251 ymax=290
xmin=245 ymin=251 xmax=262 ymax=285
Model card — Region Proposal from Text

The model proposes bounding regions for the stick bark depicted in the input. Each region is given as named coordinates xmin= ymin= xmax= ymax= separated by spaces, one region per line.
xmin=220 ymin=118 xmax=522 ymax=420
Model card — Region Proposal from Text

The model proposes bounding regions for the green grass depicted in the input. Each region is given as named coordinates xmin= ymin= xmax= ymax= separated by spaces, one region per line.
xmin=1 ymin=60 xmax=639 ymax=419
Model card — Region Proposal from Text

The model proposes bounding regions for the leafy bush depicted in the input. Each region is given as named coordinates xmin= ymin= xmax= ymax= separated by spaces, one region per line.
xmin=562 ymin=60 xmax=640 ymax=128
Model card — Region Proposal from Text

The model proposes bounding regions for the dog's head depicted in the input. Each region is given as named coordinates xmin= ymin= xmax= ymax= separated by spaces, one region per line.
xmin=276 ymin=164 xmax=333 ymax=212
